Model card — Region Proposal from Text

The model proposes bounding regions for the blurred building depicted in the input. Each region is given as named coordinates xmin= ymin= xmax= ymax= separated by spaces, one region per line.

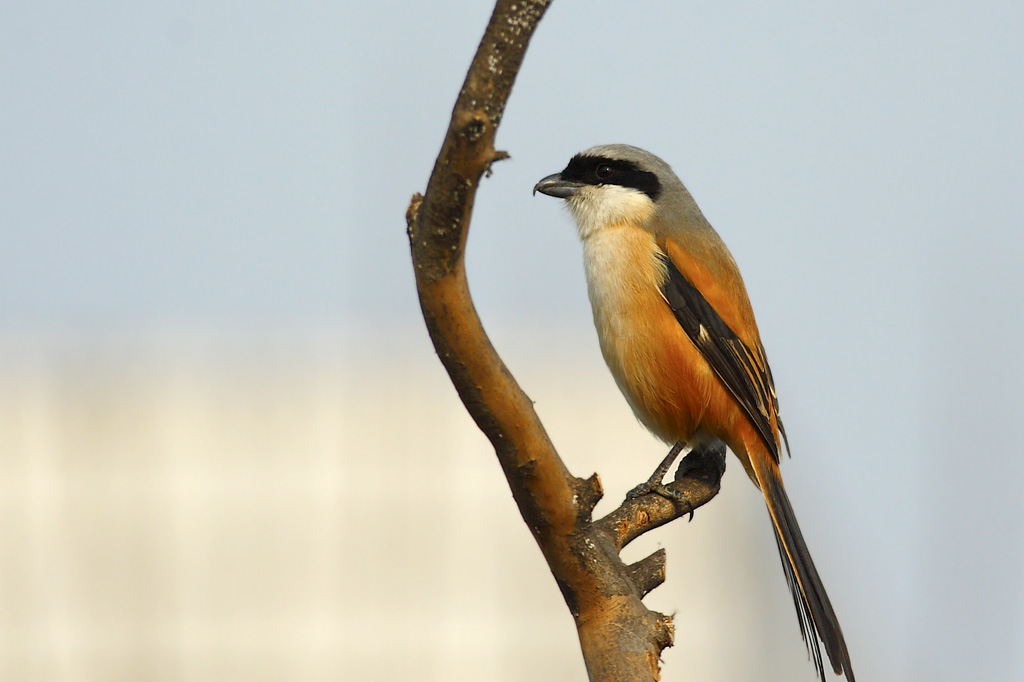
xmin=0 ymin=328 xmax=839 ymax=681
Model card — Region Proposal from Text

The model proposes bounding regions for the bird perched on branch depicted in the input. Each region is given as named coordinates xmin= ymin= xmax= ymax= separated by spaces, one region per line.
xmin=534 ymin=144 xmax=854 ymax=681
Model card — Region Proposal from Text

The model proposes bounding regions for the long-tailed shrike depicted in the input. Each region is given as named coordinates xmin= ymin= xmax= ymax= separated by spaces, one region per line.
xmin=535 ymin=144 xmax=854 ymax=681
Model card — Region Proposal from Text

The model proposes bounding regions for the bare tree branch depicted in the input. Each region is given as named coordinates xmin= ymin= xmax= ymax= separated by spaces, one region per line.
xmin=406 ymin=2 xmax=725 ymax=679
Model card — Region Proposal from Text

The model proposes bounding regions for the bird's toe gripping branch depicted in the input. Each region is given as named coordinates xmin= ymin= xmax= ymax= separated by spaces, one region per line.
xmin=588 ymin=443 xmax=726 ymax=602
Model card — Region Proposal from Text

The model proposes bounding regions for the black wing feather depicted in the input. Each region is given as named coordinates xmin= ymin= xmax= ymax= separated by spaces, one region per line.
xmin=657 ymin=251 xmax=783 ymax=462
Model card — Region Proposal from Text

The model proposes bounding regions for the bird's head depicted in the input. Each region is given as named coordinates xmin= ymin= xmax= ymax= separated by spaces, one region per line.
xmin=534 ymin=144 xmax=688 ymax=240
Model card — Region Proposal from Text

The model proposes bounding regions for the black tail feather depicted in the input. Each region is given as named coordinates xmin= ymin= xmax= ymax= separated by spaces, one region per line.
xmin=760 ymin=465 xmax=854 ymax=681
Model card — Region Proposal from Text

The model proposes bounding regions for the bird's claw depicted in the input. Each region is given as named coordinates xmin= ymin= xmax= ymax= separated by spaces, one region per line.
xmin=626 ymin=481 xmax=696 ymax=521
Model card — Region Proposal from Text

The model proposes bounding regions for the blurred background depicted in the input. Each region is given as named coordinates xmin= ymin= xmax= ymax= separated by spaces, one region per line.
xmin=2 ymin=1 xmax=1023 ymax=681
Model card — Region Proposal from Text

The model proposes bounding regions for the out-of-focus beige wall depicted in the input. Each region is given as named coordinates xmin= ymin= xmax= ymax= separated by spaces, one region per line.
xmin=0 ymin=330 xmax=822 ymax=682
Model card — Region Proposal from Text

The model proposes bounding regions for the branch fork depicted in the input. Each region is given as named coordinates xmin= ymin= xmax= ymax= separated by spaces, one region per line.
xmin=406 ymin=1 xmax=726 ymax=679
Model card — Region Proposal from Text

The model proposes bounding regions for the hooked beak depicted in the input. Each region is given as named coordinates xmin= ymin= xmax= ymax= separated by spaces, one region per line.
xmin=533 ymin=173 xmax=582 ymax=198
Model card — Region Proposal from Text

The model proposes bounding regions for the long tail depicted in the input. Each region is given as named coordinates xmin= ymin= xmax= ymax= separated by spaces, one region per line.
xmin=752 ymin=455 xmax=855 ymax=681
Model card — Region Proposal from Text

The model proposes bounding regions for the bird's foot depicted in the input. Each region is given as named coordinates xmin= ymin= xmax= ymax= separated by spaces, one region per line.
xmin=627 ymin=479 xmax=696 ymax=515
xmin=625 ymin=440 xmax=696 ymax=519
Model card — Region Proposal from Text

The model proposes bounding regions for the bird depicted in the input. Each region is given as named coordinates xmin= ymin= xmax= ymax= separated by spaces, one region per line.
xmin=534 ymin=144 xmax=854 ymax=681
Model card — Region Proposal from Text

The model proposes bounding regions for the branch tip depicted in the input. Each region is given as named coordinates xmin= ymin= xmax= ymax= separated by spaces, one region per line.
xmin=405 ymin=193 xmax=424 ymax=238
xmin=573 ymin=472 xmax=603 ymax=518
xmin=654 ymin=614 xmax=675 ymax=650
xmin=484 ymin=150 xmax=511 ymax=177
xmin=626 ymin=548 xmax=667 ymax=598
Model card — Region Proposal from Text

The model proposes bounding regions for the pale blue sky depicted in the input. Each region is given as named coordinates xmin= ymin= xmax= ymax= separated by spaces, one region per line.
xmin=3 ymin=2 xmax=1024 ymax=680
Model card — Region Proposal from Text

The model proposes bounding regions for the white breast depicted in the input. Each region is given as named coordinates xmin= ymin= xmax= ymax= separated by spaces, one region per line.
xmin=582 ymin=227 xmax=663 ymax=331
xmin=580 ymin=223 xmax=669 ymax=426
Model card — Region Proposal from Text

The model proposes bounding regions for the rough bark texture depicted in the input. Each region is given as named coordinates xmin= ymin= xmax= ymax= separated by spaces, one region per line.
xmin=406 ymin=2 xmax=725 ymax=679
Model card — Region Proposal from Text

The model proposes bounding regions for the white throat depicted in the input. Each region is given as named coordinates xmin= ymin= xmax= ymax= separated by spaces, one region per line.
xmin=566 ymin=185 xmax=657 ymax=240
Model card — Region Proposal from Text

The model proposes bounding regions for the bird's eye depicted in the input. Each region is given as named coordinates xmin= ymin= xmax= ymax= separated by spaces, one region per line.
xmin=595 ymin=164 xmax=614 ymax=180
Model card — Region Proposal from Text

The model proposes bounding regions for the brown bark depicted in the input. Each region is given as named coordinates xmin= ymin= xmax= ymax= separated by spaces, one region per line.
xmin=405 ymin=2 xmax=725 ymax=679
